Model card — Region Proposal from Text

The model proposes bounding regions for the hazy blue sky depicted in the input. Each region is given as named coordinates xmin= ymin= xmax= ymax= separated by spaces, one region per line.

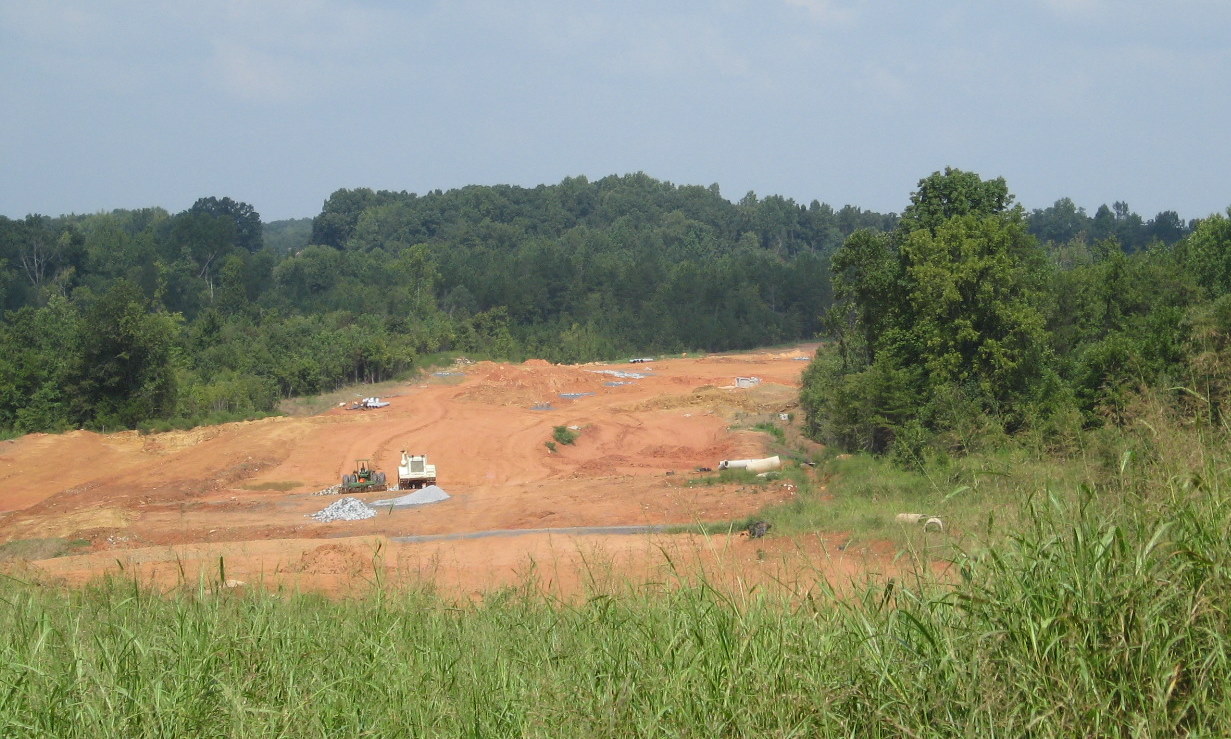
xmin=2 ymin=1 xmax=1228 ymax=222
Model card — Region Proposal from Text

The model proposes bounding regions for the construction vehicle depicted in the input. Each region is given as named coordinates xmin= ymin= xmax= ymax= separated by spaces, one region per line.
xmin=342 ymin=459 xmax=387 ymax=492
xmin=396 ymin=450 xmax=437 ymax=490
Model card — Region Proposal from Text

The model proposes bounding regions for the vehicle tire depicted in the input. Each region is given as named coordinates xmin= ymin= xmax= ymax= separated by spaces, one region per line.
xmin=375 ymin=472 xmax=386 ymax=486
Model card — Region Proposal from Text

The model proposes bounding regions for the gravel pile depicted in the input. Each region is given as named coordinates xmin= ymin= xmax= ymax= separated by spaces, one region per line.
xmin=372 ymin=485 xmax=450 ymax=508
xmin=309 ymin=496 xmax=376 ymax=522
xmin=311 ymin=484 xmax=343 ymax=496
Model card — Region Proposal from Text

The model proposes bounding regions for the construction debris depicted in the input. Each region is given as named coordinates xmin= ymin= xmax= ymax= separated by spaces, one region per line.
xmin=896 ymin=513 xmax=945 ymax=532
xmin=744 ymin=520 xmax=772 ymax=539
xmin=310 ymin=497 xmax=376 ymax=522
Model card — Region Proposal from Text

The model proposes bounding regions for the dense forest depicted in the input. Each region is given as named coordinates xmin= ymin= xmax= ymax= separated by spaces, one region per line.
xmin=0 ymin=170 xmax=1217 ymax=439
xmin=801 ymin=167 xmax=1231 ymax=462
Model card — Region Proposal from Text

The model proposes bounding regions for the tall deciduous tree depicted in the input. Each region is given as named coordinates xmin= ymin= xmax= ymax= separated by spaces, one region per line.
xmin=189 ymin=197 xmax=263 ymax=252
xmin=897 ymin=167 xmax=1013 ymax=236
xmin=804 ymin=168 xmax=1054 ymax=452
xmin=69 ymin=280 xmax=179 ymax=428
xmin=898 ymin=212 xmax=1050 ymax=411
xmin=1179 ymin=208 xmax=1231 ymax=296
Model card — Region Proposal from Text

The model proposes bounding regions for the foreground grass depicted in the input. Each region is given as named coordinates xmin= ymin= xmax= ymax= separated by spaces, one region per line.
xmin=4 ymin=452 xmax=1231 ymax=735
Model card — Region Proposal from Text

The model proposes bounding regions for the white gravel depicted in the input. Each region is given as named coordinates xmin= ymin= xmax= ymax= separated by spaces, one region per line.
xmin=372 ymin=485 xmax=450 ymax=508
xmin=309 ymin=496 xmax=376 ymax=522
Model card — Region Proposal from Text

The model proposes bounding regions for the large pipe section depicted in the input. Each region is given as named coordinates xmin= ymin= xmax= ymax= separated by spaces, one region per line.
xmin=718 ymin=455 xmax=781 ymax=473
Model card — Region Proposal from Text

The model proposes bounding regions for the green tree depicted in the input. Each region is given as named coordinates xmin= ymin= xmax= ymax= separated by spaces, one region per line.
xmin=805 ymin=168 xmax=1054 ymax=452
xmin=168 ymin=209 xmax=235 ymax=305
xmin=899 ymin=212 xmax=1051 ymax=413
xmin=312 ymin=188 xmax=408 ymax=248
xmin=1029 ymin=197 xmax=1089 ymax=244
xmin=0 ymin=215 xmax=85 ymax=301
xmin=189 ymin=197 xmax=263 ymax=252
xmin=69 ymin=280 xmax=180 ymax=428
xmin=1178 ymin=208 xmax=1231 ymax=296
xmin=0 ymin=297 xmax=80 ymax=432
xmin=897 ymin=167 xmax=1013 ymax=236
xmin=828 ymin=229 xmax=900 ymax=365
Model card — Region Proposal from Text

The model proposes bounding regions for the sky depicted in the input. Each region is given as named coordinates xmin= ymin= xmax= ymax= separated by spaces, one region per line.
xmin=2 ymin=0 xmax=1228 ymax=223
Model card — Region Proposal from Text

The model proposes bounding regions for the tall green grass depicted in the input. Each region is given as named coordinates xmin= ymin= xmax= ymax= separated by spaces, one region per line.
xmin=4 ymin=480 xmax=1231 ymax=735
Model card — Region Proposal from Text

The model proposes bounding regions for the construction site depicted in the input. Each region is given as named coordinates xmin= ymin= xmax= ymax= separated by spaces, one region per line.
xmin=0 ymin=346 xmax=900 ymax=597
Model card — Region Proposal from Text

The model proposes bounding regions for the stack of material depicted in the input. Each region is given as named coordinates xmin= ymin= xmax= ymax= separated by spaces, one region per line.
xmin=309 ymin=497 xmax=376 ymax=522
xmin=372 ymin=485 xmax=450 ymax=508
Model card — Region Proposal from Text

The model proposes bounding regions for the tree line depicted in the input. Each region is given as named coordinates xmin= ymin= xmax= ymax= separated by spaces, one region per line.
xmin=0 ymin=170 xmax=1209 ymax=438
xmin=0 ymin=175 xmax=891 ymax=434
xmin=800 ymin=167 xmax=1231 ymax=464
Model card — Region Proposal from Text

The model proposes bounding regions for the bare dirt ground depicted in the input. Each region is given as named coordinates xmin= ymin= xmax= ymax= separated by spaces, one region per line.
xmin=0 ymin=346 xmax=904 ymax=598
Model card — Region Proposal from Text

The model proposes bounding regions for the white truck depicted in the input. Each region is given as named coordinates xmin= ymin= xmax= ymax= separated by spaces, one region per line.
xmin=397 ymin=451 xmax=437 ymax=490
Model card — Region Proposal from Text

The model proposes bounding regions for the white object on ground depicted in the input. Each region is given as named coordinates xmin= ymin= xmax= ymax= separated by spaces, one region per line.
xmin=310 ymin=497 xmax=376 ymax=522
xmin=372 ymin=485 xmax=450 ymax=508
xmin=896 ymin=513 xmax=945 ymax=532
xmin=719 ymin=456 xmax=781 ymax=473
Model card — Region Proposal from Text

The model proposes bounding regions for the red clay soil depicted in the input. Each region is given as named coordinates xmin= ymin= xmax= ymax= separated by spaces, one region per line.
xmin=0 ymin=346 xmax=906 ymax=598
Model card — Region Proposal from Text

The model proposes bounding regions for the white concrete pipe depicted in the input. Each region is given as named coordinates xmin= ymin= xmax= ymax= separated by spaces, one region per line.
xmin=719 ymin=456 xmax=781 ymax=473
xmin=745 ymin=456 xmax=782 ymax=474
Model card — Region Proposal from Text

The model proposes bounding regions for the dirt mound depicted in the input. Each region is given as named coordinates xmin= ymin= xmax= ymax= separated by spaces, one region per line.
xmin=135 ymin=425 xmax=228 ymax=454
xmin=620 ymin=384 xmax=794 ymax=416
xmin=455 ymin=361 xmax=610 ymax=406
xmin=295 ymin=544 xmax=372 ymax=575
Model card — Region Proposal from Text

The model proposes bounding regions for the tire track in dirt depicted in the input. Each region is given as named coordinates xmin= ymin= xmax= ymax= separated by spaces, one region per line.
xmin=335 ymin=386 xmax=453 ymax=484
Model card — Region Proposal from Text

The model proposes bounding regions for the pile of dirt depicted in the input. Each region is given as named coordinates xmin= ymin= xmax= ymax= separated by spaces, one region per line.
xmin=295 ymin=544 xmax=371 ymax=575
xmin=455 ymin=362 xmax=610 ymax=406
xmin=620 ymin=384 xmax=794 ymax=415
